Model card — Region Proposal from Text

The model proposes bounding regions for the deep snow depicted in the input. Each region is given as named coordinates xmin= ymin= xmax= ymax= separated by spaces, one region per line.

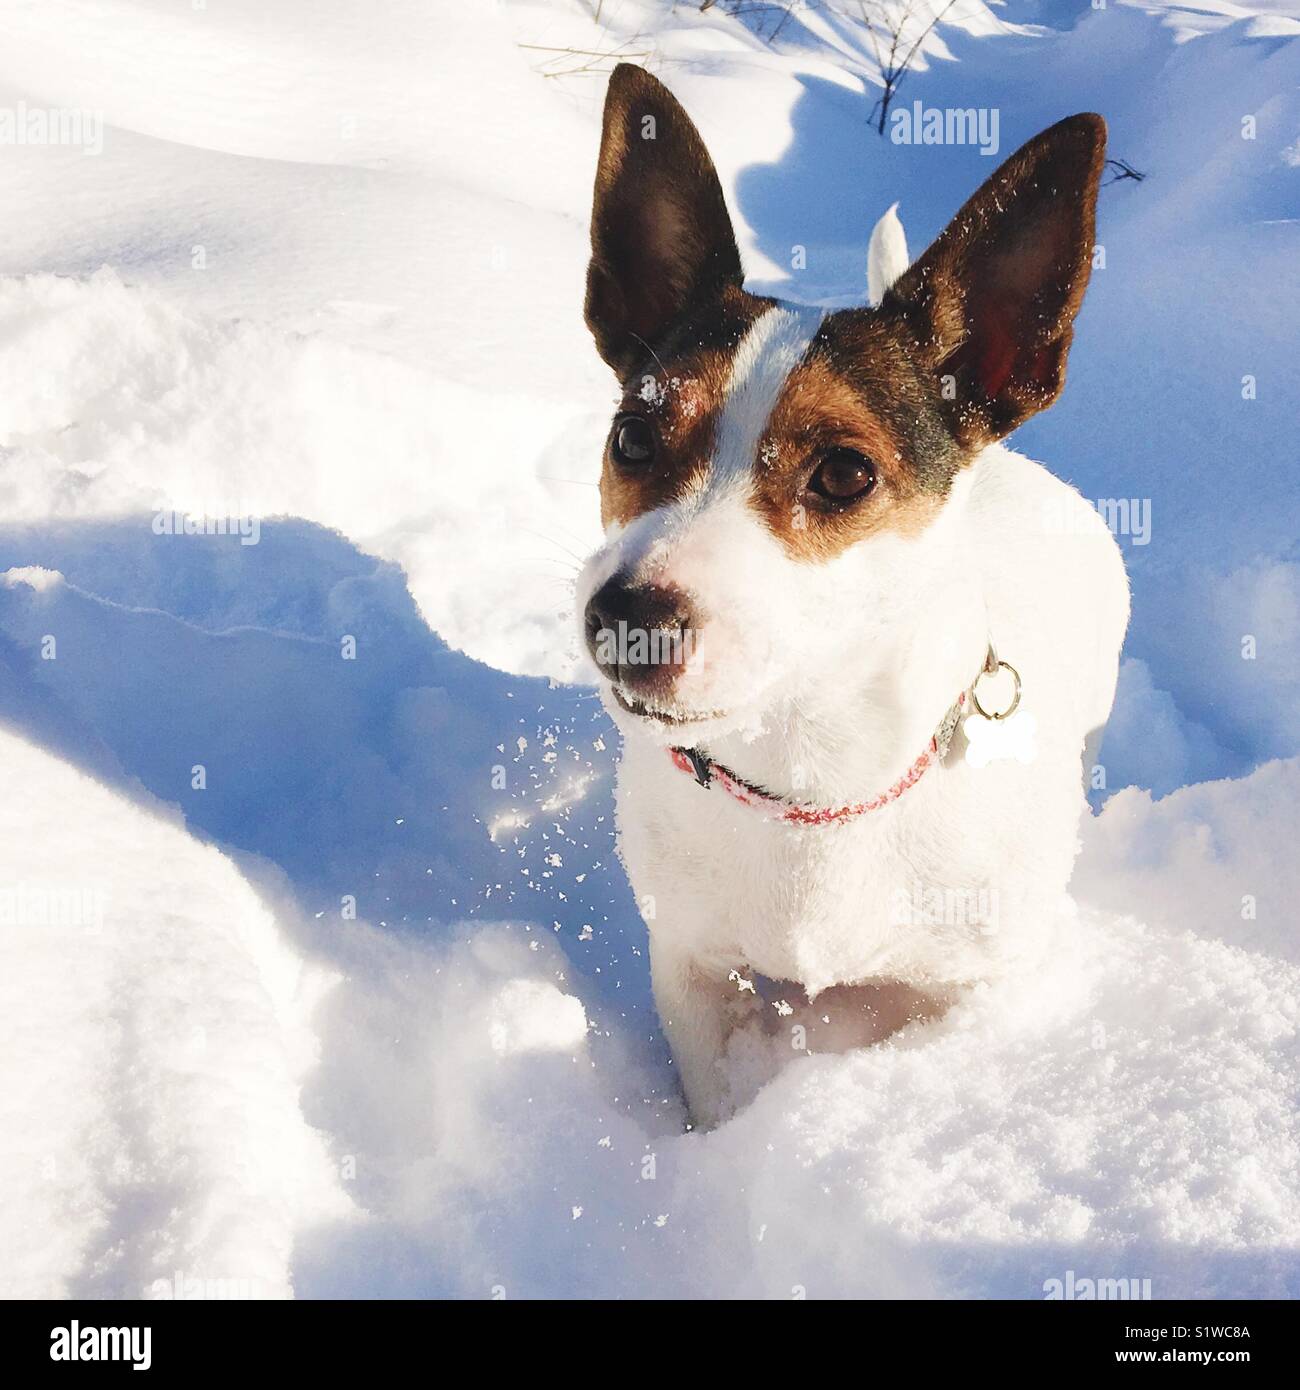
xmin=0 ymin=0 xmax=1298 ymax=1298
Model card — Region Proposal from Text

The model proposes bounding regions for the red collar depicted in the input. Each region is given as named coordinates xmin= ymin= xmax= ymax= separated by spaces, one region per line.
xmin=668 ymin=690 xmax=968 ymax=827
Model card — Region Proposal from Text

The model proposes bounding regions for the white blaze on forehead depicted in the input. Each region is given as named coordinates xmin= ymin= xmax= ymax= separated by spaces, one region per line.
xmin=711 ymin=302 xmax=826 ymax=485
xmin=588 ymin=302 xmax=826 ymax=594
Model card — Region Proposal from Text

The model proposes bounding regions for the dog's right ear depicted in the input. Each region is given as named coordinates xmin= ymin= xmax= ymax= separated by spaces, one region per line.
xmin=585 ymin=64 xmax=744 ymax=377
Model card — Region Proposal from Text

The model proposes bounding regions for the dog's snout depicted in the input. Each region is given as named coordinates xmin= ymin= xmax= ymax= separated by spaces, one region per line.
xmin=584 ymin=576 xmax=697 ymax=696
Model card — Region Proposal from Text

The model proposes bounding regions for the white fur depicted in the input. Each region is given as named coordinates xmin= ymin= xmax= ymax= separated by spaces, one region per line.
xmin=713 ymin=304 xmax=825 ymax=483
xmin=867 ymin=203 xmax=909 ymax=305
xmin=577 ymin=307 xmax=1130 ymax=1129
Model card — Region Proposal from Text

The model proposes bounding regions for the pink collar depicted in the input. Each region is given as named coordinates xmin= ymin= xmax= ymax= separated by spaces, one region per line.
xmin=668 ymin=690 xmax=968 ymax=827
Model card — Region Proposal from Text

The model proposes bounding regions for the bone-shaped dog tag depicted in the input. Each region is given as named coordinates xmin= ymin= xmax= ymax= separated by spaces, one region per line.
xmin=963 ymin=709 xmax=1038 ymax=768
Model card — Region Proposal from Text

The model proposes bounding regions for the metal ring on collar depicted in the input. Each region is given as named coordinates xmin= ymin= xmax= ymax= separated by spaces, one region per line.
xmin=970 ymin=659 xmax=1022 ymax=721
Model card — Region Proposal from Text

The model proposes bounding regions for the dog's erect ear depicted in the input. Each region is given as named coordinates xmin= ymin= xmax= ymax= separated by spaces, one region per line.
xmin=883 ymin=113 xmax=1106 ymax=447
xmin=585 ymin=64 xmax=744 ymax=376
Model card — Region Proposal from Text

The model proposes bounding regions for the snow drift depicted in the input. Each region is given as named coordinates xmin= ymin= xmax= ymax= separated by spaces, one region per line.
xmin=0 ymin=0 xmax=1297 ymax=1298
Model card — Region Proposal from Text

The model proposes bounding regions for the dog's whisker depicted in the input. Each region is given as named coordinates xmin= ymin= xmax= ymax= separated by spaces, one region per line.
xmin=537 ymin=474 xmax=599 ymax=489
xmin=519 ymin=527 xmax=589 ymax=567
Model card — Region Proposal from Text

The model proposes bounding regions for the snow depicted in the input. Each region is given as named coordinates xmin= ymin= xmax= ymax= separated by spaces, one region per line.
xmin=0 ymin=726 xmax=349 ymax=1300
xmin=0 ymin=0 xmax=1297 ymax=1298
xmin=1120 ymin=0 xmax=1300 ymax=42
xmin=488 ymin=978 xmax=589 ymax=1056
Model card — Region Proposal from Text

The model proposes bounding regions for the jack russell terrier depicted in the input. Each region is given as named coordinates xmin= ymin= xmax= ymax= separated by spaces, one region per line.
xmin=577 ymin=65 xmax=1129 ymax=1129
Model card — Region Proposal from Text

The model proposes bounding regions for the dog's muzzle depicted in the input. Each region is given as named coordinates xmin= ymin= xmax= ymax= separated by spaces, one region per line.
xmin=583 ymin=575 xmax=698 ymax=703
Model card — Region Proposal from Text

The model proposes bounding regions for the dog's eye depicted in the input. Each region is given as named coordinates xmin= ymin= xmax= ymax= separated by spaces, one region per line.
xmin=611 ymin=415 xmax=655 ymax=467
xmin=808 ymin=448 xmax=877 ymax=503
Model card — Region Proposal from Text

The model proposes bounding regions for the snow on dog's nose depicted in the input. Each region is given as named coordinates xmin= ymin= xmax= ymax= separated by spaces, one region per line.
xmin=583 ymin=574 xmax=699 ymax=705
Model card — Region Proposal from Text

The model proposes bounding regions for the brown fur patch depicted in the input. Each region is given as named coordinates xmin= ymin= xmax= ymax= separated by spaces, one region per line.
xmin=747 ymin=308 xmax=965 ymax=562
xmin=599 ymin=286 xmax=771 ymax=528
xmin=599 ymin=295 xmax=967 ymax=557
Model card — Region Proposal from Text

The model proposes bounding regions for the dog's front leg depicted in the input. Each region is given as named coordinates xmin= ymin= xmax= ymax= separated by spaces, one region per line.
xmin=650 ymin=940 xmax=757 ymax=1130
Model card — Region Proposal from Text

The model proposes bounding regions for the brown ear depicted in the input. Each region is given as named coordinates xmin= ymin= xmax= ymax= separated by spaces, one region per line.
xmin=883 ymin=113 xmax=1107 ymax=447
xmin=585 ymin=64 xmax=744 ymax=377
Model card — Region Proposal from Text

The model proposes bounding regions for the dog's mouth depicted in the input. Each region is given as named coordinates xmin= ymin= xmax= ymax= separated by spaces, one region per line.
xmin=610 ymin=685 xmax=726 ymax=727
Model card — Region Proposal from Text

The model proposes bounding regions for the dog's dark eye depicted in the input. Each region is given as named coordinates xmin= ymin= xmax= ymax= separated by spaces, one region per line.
xmin=808 ymin=448 xmax=877 ymax=503
xmin=611 ymin=415 xmax=655 ymax=467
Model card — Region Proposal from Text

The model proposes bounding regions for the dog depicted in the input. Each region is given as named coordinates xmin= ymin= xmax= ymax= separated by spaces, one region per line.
xmin=576 ymin=65 xmax=1129 ymax=1129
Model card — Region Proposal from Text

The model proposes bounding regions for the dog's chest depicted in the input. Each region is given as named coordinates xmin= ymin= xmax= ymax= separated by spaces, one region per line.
xmin=614 ymin=743 xmax=1021 ymax=994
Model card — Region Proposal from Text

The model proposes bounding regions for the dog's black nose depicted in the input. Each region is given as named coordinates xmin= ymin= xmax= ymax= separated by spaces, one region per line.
xmin=584 ymin=575 xmax=696 ymax=698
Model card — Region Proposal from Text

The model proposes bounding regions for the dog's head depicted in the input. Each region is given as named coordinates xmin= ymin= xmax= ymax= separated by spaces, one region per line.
xmin=578 ymin=65 xmax=1105 ymax=741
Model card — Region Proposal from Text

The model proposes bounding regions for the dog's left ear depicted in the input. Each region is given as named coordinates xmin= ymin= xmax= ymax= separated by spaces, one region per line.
xmin=883 ymin=113 xmax=1107 ymax=447
xmin=585 ymin=64 xmax=744 ymax=377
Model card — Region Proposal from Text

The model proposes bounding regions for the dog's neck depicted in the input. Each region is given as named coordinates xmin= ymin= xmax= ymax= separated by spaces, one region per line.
xmin=699 ymin=592 xmax=988 ymax=808
xmin=681 ymin=465 xmax=989 ymax=806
